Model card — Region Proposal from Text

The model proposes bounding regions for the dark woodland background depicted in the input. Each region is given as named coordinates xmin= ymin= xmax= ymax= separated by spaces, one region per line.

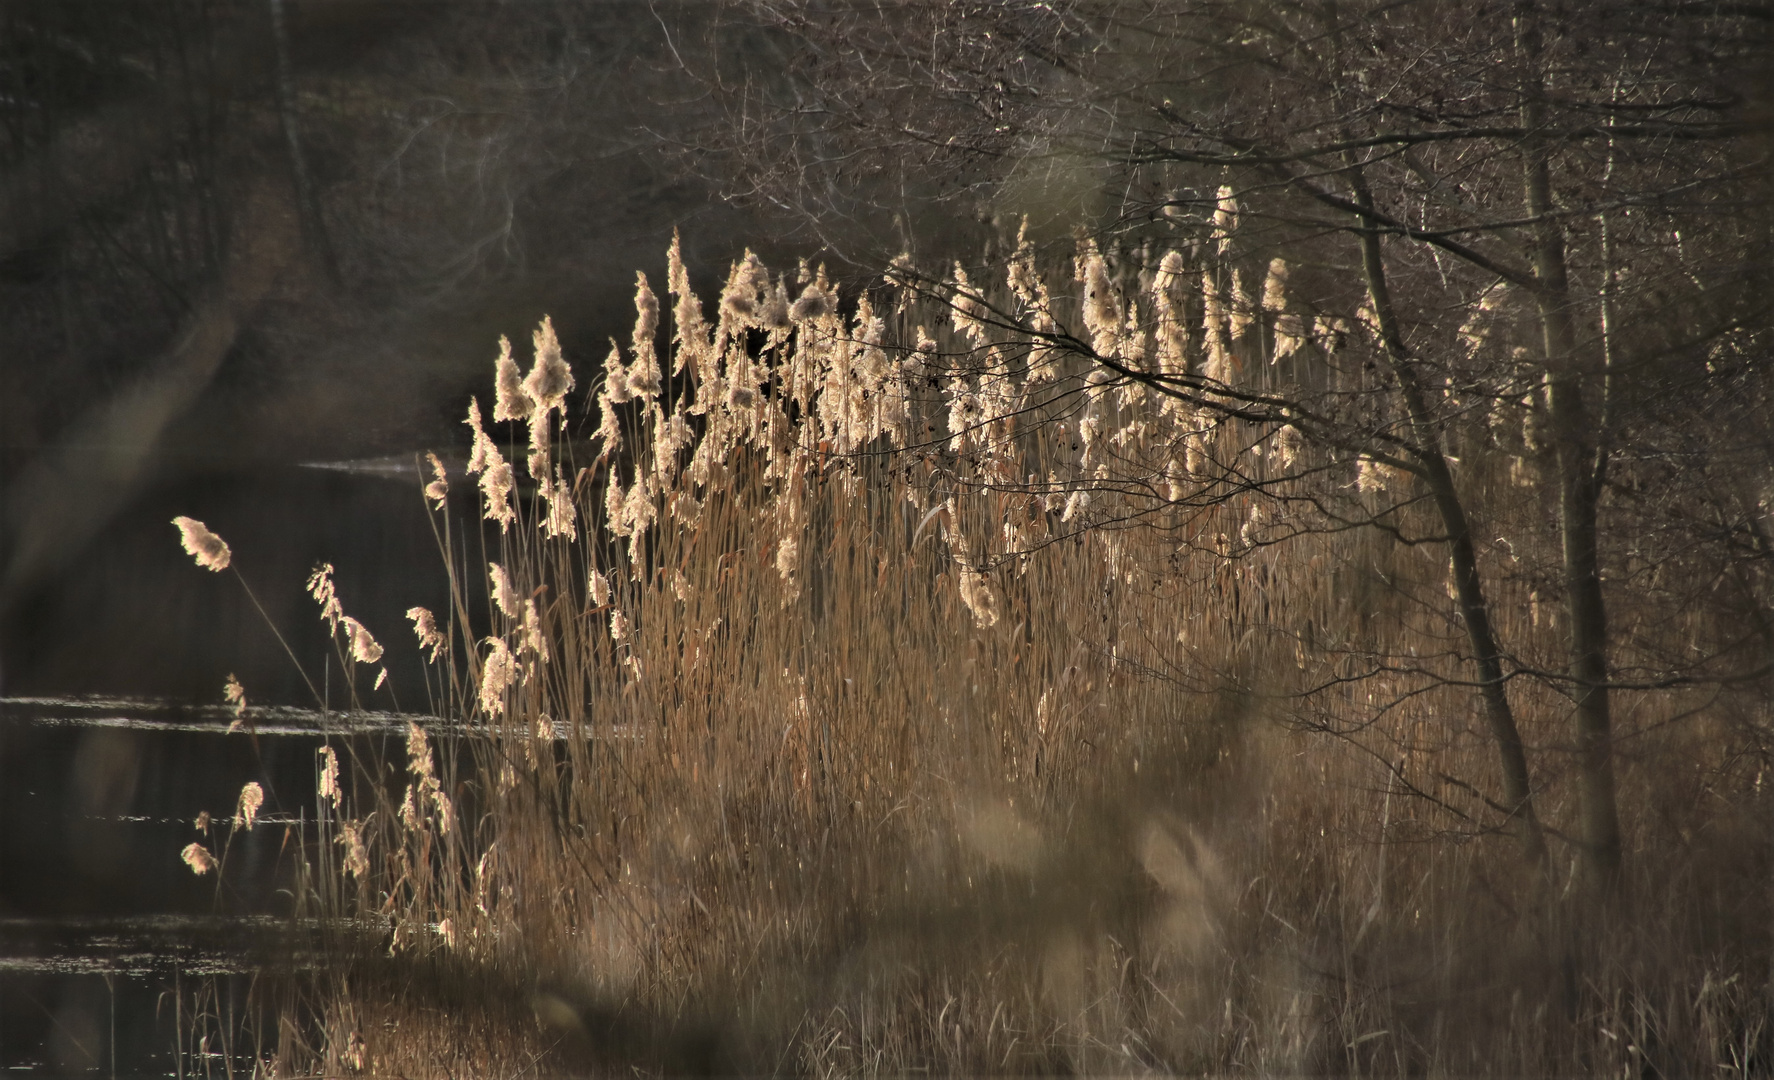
xmin=0 ymin=2 xmax=864 ymax=702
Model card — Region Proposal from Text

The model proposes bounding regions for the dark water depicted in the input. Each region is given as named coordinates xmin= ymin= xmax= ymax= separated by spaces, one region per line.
xmin=1 ymin=697 xmax=288 ymax=1074
xmin=0 ymin=688 xmax=464 ymax=1075
xmin=0 ymin=462 xmax=468 ymax=1075
xmin=1 ymin=460 xmax=461 ymax=706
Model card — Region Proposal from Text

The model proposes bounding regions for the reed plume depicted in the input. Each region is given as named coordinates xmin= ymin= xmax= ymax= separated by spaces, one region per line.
xmin=172 ymin=516 xmax=230 ymax=571
xmin=180 ymin=842 xmax=217 ymax=875
xmin=236 ymin=781 xmax=264 ymax=830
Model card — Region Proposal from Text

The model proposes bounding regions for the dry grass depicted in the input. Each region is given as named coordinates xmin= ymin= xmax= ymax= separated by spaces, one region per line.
xmin=182 ymin=234 xmax=1770 ymax=1078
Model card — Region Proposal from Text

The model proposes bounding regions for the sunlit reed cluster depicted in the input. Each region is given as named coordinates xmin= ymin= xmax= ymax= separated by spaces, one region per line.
xmin=167 ymin=220 xmax=1768 ymax=1077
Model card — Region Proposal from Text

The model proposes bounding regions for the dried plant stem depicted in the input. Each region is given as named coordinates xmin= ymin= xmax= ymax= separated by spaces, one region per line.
xmin=231 ymin=566 xmax=324 ymax=707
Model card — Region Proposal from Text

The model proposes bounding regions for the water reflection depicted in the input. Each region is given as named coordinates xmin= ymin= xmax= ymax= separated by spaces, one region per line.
xmin=0 ymin=915 xmax=335 ymax=978
xmin=1 ymin=695 xmax=417 ymax=1074
xmin=0 ymin=911 xmax=360 ymax=1076
xmin=0 ymin=446 xmax=559 ymax=1071
xmin=13 ymin=693 xmax=446 ymax=737
xmin=0 ymin=452 xmax=465 ymax=1072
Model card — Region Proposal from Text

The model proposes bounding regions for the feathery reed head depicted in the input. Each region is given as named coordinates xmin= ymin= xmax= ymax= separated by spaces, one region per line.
xmin=524 ymin=316 xmax=575 ymax=413
xmin=626 ymin=281 xmax=662 ymax=399
xmin=480 ymin=636 xmax=516 ymax=716
xmin=407 ymin=606 xmax=445 ymax=663
xmin=465 ymin=398 xmax=494 ymax=474
xmin=340 ymin=616 xmax=384 ymax=665
xmin=318 ymin=746 xmax=341 ymax=810
xmin=180 ymin=842 xmax=216 ymax=875
xmin=172 ymin=516 xmax=230 ymax=571
xmin=424 ymin=452 xmax=449 ymax=508
xmin=522 ymin=599 xmax=549 ymax=662
xmin=307 ymin=563 xmax=343 ymax=629
xmin=489 ymin=562 xmax=519 ymax=619
xmin=399 ymin=784 xmax=420 ymax=831
xmin=405 ymin=721 xmax=436 ymax=782
xmin=223 ymin=674 xmax=246 ymax=732
xmin=236 ymin=781 xmax=264 ymax=830
xmin=493 ymin=335 xmax=535 ymax=422
xmin=482 ymin=462 xmax=517 ymax=531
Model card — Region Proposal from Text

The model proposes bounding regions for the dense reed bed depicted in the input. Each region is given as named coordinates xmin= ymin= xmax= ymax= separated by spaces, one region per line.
xmin=176 ymin=231 xmax=1770 ymax=1077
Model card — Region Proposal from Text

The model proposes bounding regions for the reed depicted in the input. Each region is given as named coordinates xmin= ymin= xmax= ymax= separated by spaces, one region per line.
xmin=173 ymin=230 xmax=1770 ymax=1077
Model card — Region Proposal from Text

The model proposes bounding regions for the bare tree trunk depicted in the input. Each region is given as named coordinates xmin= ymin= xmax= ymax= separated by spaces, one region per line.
xmin=1516 ymin=2 xmax=1623 ymax=888
xmin=1350 ymin=169 xmax=1548 ymax=867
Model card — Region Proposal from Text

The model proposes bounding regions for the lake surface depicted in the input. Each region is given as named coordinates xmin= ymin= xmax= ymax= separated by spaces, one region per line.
xmin=0 ymin=693 xmax=396 ymax=1075
xmin=0 ymin=459 xmax=471 ymax=1075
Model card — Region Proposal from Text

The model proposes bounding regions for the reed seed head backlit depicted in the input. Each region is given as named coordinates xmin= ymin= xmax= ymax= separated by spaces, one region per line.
xmin=172 ymin=516 xmax=230 ymax=571
xmin=480 ymin=636 xmax=515 ymax=716
xmin=341 ymin=616 xmax=384 ymax=664
xmin=236 ymin=781 xmax=264 ymax=830
xmin=407 ymin=605 xmax=444 ymax=662
xmin=318 ymin=746 xmax=341 ymax=810
xmin=180 ymin=842 xmax=216 ymax=875
xmin=424 ymin=452 xmax=449 ymax=508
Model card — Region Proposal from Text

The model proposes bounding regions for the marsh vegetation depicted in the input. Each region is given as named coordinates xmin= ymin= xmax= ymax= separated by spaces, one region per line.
xmin=3 ymin=1 xmax=1767 ymax=1076
xmin=180 ymin=200 xmax=1769 ymax=1074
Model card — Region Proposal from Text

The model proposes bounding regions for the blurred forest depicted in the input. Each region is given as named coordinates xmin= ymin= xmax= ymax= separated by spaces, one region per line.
xmin=0 ymin=1 xmax=903 ymax=695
